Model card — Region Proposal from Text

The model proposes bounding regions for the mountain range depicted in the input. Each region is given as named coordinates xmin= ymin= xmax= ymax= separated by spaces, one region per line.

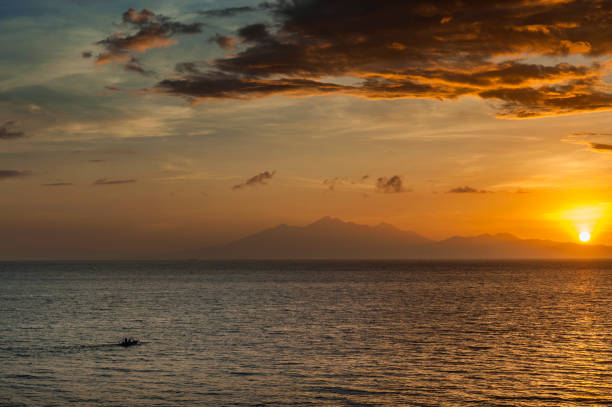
xmin=187 ymin=217 xmax=612 ymax=259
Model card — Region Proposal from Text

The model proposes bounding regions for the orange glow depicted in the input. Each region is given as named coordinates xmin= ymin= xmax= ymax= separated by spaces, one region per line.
xmin=557 ymin=204 xmax=609 ymax=243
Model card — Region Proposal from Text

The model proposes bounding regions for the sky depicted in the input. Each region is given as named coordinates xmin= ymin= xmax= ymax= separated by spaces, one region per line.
xmin=3 ymin=0 xmax=612 ymax=259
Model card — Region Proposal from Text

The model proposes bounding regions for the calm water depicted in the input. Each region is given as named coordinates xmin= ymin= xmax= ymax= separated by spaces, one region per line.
xmin=1 ymin=261 xmax=612 ymax=406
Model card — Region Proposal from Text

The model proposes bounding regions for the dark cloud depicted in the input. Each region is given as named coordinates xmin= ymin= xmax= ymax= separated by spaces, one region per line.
xmin=93 ymin=178 xmax=136 ymax=185
xmin=590 ymin=142 xmax=612 ymax=152
xmin=233 ymin=170 xmax=276 ymax=189
xmin=122 ymin=8 xmax=155 ymax=24
xmin=448 ymin=186 xmax=491 ymax=193
xmin=376 ymin=175 xmax=404 ymax=193
xmin=157 ymin=71 xmax=346 ymax=102
xmin=82 ymin=51 xmax=93 ymax=58
xmin=198 ymin=6 xmax=258 ymax=17
xmin=42 ymin=182 xmax=73 ymax=187
xmin=237 ymin=23 xmax=270 ymax=43
xmin=154 ymin=0 xmax=612 ymax=117
xmin=0 ymin=121 xmax=25 ymax=140
xmin=94 ymin=8 xmax=203 ymax=73
xmin=0 ymin=170 xmax=29 ymax=180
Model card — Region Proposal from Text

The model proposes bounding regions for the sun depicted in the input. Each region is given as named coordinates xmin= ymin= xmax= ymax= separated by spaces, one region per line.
xmin=579 ymin=231 xmax=591 ymax=242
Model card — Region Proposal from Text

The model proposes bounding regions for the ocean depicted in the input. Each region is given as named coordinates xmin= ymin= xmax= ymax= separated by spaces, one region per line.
xmin=1 ymin=260 xmax=611 ymax=406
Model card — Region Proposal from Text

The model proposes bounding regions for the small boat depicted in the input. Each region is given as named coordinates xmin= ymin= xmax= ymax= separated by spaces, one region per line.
xmin=118 ymin=337 xmax=139 ymax=347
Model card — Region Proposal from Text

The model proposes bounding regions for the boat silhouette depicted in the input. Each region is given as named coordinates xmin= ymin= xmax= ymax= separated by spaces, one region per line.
xmin=118 ymin=337 xmax=139 ymax=347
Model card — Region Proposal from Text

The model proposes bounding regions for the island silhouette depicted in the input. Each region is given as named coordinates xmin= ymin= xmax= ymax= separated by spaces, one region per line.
xmin=185 ymin=217 xmax=612 ymax=260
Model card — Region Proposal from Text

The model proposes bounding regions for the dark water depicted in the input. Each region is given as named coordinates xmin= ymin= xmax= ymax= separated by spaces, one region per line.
xmin=1 ymin=261 xmax=612 ymax=406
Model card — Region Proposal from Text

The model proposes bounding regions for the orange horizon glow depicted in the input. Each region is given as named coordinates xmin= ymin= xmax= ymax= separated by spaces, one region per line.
xmin=556 ymin=204 xmax=609 ymax=244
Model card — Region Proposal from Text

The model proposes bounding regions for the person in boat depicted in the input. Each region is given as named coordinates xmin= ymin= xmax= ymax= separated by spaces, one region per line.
xmin=119 ymin=337 xmax=138 ymax=346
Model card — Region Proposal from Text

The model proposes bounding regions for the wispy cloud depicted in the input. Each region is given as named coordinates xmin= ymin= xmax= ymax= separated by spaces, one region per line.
xmin=563 ymin=132 xmax=612 ymax=153
xmin=0 ymin=170 xmax=29 ymax=180
xmin=198 ymin=6 xmax=259 ymax=18
xmin=322 ymin=175 xmax=373 ymax=192
xmin=233 ymin=170 xmax=276 ymax=190
xmin=42 ymin=182 xmax=73 ymax=187
xmin=323 ymin=177 xmax=344 ymax=191
xmin=448 ymin=186 xmax=492 ymax=193
xmin=93 ymin=178 xmax=136 ymax=185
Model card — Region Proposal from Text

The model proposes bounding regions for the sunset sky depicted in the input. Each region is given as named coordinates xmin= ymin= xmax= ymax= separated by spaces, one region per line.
xmin=3 ymin=0 xmax=612 ymax=259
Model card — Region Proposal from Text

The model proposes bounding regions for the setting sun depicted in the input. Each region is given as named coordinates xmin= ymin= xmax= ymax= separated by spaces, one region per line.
xmin=557 ymin=204 xmax=608 ymax=244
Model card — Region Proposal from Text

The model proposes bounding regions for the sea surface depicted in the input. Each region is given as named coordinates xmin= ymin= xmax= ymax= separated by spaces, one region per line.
xmin=1 ymin=260 xmax=612 ymax=406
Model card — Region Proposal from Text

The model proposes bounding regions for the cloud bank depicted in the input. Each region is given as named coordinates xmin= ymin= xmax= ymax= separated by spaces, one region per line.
xmin=149 ymin=0 xmax=612 ymax=118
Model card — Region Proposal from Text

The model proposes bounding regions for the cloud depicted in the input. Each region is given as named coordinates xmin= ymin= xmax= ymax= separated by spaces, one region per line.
xmin=93 ymin=8 xmax=203 ymax=73
xmin=448 ymin=186 xmax=491 ymax=193
xmin=82 ymin=51 xmax=93 ymax=58
xmin=376 ymin=175 xmax=404 ymax=193
xmin=0 ymin=121 xmax=25 ymax=140
xmin=233 ymin=170 xmax=276 ymax=189
xmin=152 ymin=0 xmax=612 ymax=117
xmin=209 ymin=34 xmax=237 ymax=50
xmin=42 ymin=182 xmax=73 ymax=187
xmin=0 ymin=170 xmax=29 ymax=180
xmin=323 ymin=175 xmax=372 ymax=191
xmin=93 ymin=178 xmax=136 ymax=185
xmin=590 ymin=142 xmax=612 ymax=152
xmin=323 ymin=177 xmax=343 ymax=191
xmin=198 ymin=6 xmax=258 ymax=18
xmin=124 ymin=56 xmax=153 ymax=75
xmin=563 ymin=132 xmax=612 ymax=153
xmin=156 ymin=71 xmax=348 ymax=102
